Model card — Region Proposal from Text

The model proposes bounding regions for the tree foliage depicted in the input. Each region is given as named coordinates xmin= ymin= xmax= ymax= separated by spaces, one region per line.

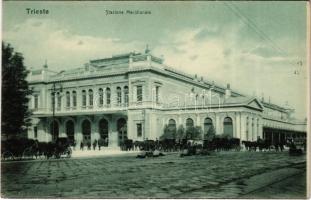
xmin=204 ymin=124 xmax=216 ymax=140
xmin=2 ymin=42 xmax=32 ymax=138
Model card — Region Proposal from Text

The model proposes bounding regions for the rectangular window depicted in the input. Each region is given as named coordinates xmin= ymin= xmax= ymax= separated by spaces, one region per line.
xmin=137 ymin=85 xmax=142 ymax=102
xmin=51 ymin=93 xmax=55 ymax=109
xmin=66 ymin=93 xmax=70 ymax=108
xmin=34 ymin=95 xmax=38 ymax=109
xmin=57 ymin=93 xmax=61 ymax=109
xmin=137 ymin=123 xmax=142 ymax=137
xmin=34 ymin=126 xmax=38 ymax=139
xmin=155 ymin=86 xmax=159 ymax=103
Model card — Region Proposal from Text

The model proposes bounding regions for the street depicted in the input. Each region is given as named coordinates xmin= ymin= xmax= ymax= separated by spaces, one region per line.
xmin=1 ymin=151 xmax=306 ymax=198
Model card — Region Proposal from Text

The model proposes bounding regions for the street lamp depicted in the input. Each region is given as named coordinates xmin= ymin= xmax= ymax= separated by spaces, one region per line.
xmin=51 ymin=82 xmax=63 ymax=142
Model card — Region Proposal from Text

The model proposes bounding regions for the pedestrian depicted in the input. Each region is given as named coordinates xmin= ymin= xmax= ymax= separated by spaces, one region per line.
xmin=87 ymin=141 xmax=91 ymax=150
xmin=93 ymin=139 xmax=97 ymax=150
xmin=80 ymin=141 xmax=84 ymax=151
xmin=73 ymin=139 xmax=76 ymax=151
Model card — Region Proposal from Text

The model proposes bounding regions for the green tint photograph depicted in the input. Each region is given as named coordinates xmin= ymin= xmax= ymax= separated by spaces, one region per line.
xmin=1 ymin=1 xmax=309 ymax=199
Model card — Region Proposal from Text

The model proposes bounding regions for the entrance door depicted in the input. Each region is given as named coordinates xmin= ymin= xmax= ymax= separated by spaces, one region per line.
xmin=82 ymin=120 xmax=91 ymax=144
xmin=50 ymin=120 xmax=59 ymax=142
xmin=99 ymin=118 xmax=109 ymax=147
xmin=117 ymin=118 xmax=127 ymax=145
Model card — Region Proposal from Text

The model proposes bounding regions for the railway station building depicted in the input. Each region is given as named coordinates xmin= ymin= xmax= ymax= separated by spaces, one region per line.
xmin=27 ymin=49 xmax=307 ymax=147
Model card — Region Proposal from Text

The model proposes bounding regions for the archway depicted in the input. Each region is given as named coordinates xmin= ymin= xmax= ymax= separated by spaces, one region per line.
xmin=204 ymin=118 xmax=214 ymax=139
xmin=117 ymin=118 xmax=127 ymax=145
xmin=50 ymin=120 xmax=59 ymax=142
xmin=82 ymin=120 xmax=91 ymax=143
xmin=223 ymin=117 xmax=233 ymax=137
xmin=168 ymin=119 xmax=177 ymax=136
xmin=66 ymin=120 xmax=75 ymax=143
xmin=99 ymin=118 xmax=109 ymax=147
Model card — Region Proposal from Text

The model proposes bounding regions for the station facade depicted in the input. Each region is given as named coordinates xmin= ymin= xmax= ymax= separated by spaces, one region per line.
xmin=27 ymin=50 xmax=307 ymax=147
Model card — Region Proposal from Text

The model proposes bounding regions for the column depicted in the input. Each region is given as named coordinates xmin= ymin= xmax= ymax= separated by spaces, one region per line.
xmin=215 ymin=114 xmax=221 ymax=135
xmin=76 ymin=117 xmax=83 ymax=148
xmin=236 ymin=113 xmax=241 ymax=139
xmin=109 ymin=115 xmax=119 ymax=148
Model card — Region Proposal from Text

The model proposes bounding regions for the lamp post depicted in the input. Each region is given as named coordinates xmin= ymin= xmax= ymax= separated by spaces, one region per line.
xmin=51 ymin=82 xmax=63 ymax=142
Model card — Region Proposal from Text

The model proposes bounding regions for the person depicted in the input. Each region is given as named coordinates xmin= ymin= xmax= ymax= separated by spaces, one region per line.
xmin=87 ymin=141 xmax=91 ymax=150
xmin=73 ymin=139 xmax=76 ymax=150
xmin=93 ymin=139 xmax=97 ymax=150
xmin=80 ymin=141 xmax=84 ymax=151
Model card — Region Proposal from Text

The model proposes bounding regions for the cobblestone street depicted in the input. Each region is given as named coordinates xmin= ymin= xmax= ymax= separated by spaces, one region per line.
xmin=1 ymin=151 xmax=306 ymax=198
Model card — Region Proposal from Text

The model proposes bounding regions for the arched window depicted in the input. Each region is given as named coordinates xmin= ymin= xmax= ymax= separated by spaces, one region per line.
xmin=50 ymin=120 xmax=59 ymax=141
xmin=106 ymin=88 xmax=111 ymax=105
xmin=223 ymin=117 xmax=233 ymax=137
xmin=66 ymin=91 xmax=70 ymax=108
xmin=82 ymin=120 xmax=91 ymax=142
xmin=57 ymin=92 xmax=61 ymax=110
xmin=168 ymin=119 xmax=176 ymax=134
xmin=117 ymin=87 xmax=122 ymax=105
xmin=89 ymin=89 xmax=93 ymax=106
xmin=72 ymin=91 xmax=77 ymax=108
xmin=204 ymin=118 xmax=213 ymax=134
xmin=82 ymin=90 xmax=86 ymax=107
xmin=66 ymin=120 xmax=75 ymax=142
xmin=186 ymin=118 xmax=194 ymax=129
xmin=124 ymin=86 xmax=129 ymax=105
xmin=98 ymin=88 xmax=104 ymax=107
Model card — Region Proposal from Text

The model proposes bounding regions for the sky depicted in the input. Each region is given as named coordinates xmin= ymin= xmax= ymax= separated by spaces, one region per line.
xmin=2 ymin=1 xmax=308 ymax=119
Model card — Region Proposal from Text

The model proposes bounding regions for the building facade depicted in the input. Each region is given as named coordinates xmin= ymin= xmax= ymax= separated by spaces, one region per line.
xmin=27 ymin=50 xmax=307 ymax=147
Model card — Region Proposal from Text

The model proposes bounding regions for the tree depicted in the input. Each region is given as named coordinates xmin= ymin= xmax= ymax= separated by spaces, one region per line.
xmin=2 ymin=42 xmax=32 ymax=139
xmin=186 ymin=126 xmax=202 ymax=140
xmin=160 ymin=124 xmax=174 ymax=140
xmin=204 ymin=125 xmax=216 ymax=140
xmin=176 ymin=125 xmax=185 ymax=140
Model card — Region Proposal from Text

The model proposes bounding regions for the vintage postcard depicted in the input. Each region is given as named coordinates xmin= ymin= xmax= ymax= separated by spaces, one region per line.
xmin=1 ymin=1 xmax=309 ymax=199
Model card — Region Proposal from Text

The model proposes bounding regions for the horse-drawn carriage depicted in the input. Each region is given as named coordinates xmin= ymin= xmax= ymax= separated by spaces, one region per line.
xmin=1 ymin=137 xmax=72 ymax=160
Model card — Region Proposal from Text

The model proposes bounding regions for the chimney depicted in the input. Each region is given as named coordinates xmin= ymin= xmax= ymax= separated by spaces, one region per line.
xmin=225 ymin=83 xmax=231 ymax=98
xmin=43 ymin=59 xmax=48 ymax=69
xmin=261 ymin=93 xmax=264 ymax=102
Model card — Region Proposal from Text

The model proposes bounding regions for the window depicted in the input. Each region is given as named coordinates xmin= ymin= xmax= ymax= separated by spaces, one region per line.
xmin=57 ymin=92 xmax=61 ymax=109
xmin=82 ymin=90 xmax=86 ymax=107
xmin=124 ymin=86 xmax=129 ymax=105
xmin=137 ymin=85 xmax=142 ymax=102
xmin=51 ymin=93 xmax=55 ymax=109
xmin=34 ymin=126 xmax=38 ymax=139
xmin=89 ymin=89 xmax=93 ymax=106
xmin=117 ymin=87 xmax=121 ymax=105
xmin=137 ymin=123 xmax=142 ymax=137
xmin=223 ymin=117 xmax=233 ymax=137
xmin=155 ymin=86 xmax=160 ymax=103
xmin=66 ymin=91 xmax=70 ymax=108
xmin=72 ymin=91 xmax=77 ymax=107
xmin=186 ymin=118 xmax=194 ymax=129
xmin=204 ymin=118 xmax=213 ymax=134
xmin=99 ymin=88 xmax=104 ymax=106
xmin=168 ymin=119 xmax=176 ymax=134
xmin=106 ymin=88 xmax=111 ymax=105
xmin=34 ymin=95 xmax=38 ymax=109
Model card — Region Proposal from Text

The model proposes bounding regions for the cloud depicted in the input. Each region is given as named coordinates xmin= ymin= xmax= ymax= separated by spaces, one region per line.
xmin=3 ymin=18 xmax=143 ymax=70
xmin=153 ymin=25 xmax=307 ymax=119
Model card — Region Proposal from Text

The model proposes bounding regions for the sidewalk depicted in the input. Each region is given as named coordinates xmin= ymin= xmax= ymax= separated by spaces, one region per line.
xmin=71 ymin=147 xmax=141 ymax=158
